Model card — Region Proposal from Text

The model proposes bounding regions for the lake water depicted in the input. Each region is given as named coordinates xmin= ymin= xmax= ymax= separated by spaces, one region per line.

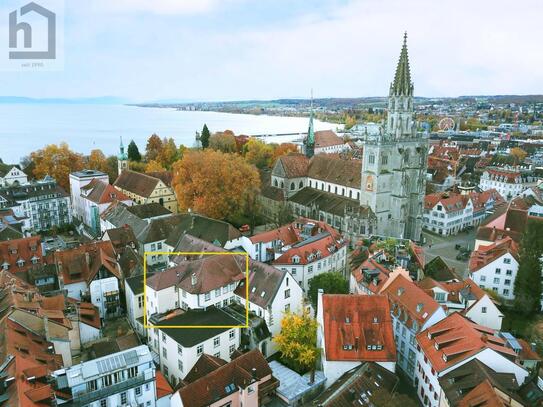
xmin=0 ymin=104 xmax=341 ymax=163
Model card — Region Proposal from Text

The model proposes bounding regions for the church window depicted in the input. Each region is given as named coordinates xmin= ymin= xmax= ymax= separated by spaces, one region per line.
xmin=357 ymin=192 xmax=360 ymax=200
xmin=280 ymin=182 xmax=284 ymax=188
xmin=290 ymin=183 xmax=295 ymax=191
xmin=369 ymin=154 xmax=375 ymax=165
xmin=349 ymin=190 xmax=352 ymax=198
xmin=328 ymin=185 xmax=331 ymax=192
xmin=274 ymin=179 xmax=278 ymax=187
xmin=382 ymin=155 xmax=388 ymax=165
xmin=335 ymin=186 xmax=338 ymax=194
xmin=321 ymin=183 xmax=324 ymax=190
xmin=299 ymin=181 xmax=303 ymax=189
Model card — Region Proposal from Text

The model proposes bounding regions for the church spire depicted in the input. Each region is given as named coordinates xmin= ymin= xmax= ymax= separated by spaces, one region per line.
xmin=390 ymin=32 xmax=413 ymax=97
xmin=305 ymin=89 xmax=315 ymax=158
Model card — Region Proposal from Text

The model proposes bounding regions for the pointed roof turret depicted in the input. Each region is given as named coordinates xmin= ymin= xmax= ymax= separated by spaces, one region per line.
xmin=118 ymin=136 xmax=128 ymax=160
xmin=390 ymin=32 xmax=413 ymax=97
xmin=305 ymin=90 xmax=315 ymax=158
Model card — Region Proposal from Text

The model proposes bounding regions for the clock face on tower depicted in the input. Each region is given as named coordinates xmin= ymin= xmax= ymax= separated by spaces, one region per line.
xmin=366 ymin=175 xmax=374 ymax=191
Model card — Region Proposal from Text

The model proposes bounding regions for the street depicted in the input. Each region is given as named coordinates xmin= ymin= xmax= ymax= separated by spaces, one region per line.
xmin=422 ymin=229 xmax=478 ymax=279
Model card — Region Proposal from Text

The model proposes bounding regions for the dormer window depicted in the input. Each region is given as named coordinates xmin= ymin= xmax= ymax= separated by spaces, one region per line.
xmin=17 ymin=259 xmax=25 ymax=267
xmin=292 ymin=256 xmax=300 ymax=264
xmin=397 ymin=287 xmax=405 ymax=296
xmin=416 ymin=303 xmax=423 ymax=313
xmin=345 ymin=317 xmax=350 ymax=323
xmin=343 ymin=344 xmax=353 ymax=350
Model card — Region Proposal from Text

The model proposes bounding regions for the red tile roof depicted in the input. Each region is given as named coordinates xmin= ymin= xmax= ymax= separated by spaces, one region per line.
xmin=178 ymin=349 xmax=275 ymax=407
xmin=114 ymin=170 xmax=162 ymax=198
xmin=424 ymin=192 xmax=469 ymax=213
xmin=82 ymin=178 xmax=131 ymax=204
xmin=54 ymin=241 xmax=121 ymax=285
xmin=469 ymin=237 xmax=519 ymax=273
xmin=155 ymin=370 xmax=174 ymax=399
xmin=458 ymin=379 xmax=510 ymax=407
xmin=273 ymin=232 xmax=346 ymax=266
xmin=249 ymin=224 xmax=300 ymax=245
xmin=314 ymin=130 xmax=344 ymax=148
xmin=416 ymin=313 xmax=516 ymax=373
xmin=308 ymin=154 xmax=362 ymax=188
xmin=275 ymin=154 xmax=309 ymax=178
xmin=0 ymin=236 xmax=43 ymax=278
xmin=146 ymin=254 xmax=245 ymax=293
xmin=381 ymin=274 xmax=441 ymax=328
xmin=321 ymin=294 xmax=396 ymax=363
xmin=351 ymin=257 xmax=391 ymax=294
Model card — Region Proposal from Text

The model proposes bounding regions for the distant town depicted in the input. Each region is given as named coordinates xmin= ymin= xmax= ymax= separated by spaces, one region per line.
xmin=1 ymin=35 xmax=543 ymax=407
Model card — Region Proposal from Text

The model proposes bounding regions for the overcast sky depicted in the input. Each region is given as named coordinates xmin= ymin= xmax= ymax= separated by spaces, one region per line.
xmin=1 ymin=0 xmax=542 ymax=101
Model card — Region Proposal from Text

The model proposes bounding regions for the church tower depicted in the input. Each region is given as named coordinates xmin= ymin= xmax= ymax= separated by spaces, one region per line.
xmin=303 ymin=92 xmax=315 ymax=158
xmin=360 ymin=33 xmax=427 ymax=241
xmin=118 ymin=136 xmax=129 ymax=176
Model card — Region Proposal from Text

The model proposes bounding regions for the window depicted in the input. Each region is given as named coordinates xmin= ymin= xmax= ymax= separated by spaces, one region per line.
xmin=495 ymin=268 xmax=501 ymax=274
xmin=162 ymin=348 xmax=167 ymax=359
xmin=506 ymin=269 xmax=513 ymax=276
xmin=138 ymin=296 xmax=143 ymax=309
xmin=493 ymin=277 xmax=500 ymax=284
xmin=248 ymin=386 xmax=255 ymax=394
xmin=284 ymin=289 xmax=290 ymax=299
xmin=291 ymin=268 xmax=296 ymax=275
xmin=100 ymin=400 xmax=107 ymax=407
xmin=103 ymin=375 xmax=113 ymax=387
xmin=229 ymin=330 xmax=235 ymax=340
xmin=214 ymin=337 xmax=220 ymax=348
xmin=480 ymin=276 xmax=486 ymax=282
xmin=230 ymin=344 xmax=235 ymax=354
xmin=205 ymin=292 xmax=211 ymax=301
xmin=482 ymin=307 xmax=487 ymax=313
xmin=504 ymin=279 xmax=511 ymax=286
xmin=284 ymin=304 xmax=290 ymax=312
xmin=197 ymin=345 xmax=203 ymax=355
xmin=308 ymin=266 xmax=313 ymax=273
xmin=504 ymin=258 xmax=511 ymax=264
xmin=178 ymin=344 xmax=183 ymax=355
xmin=503 ymin=289 xmax=510 ymax=296
xmin=163 ymin=366 xmax=168 ymax=377
xmin=178 ymin=360 xmax=183 ymax=372
xmin=369 ymin=154 xmax=375 ymax=164
xmin=121 ymin=392 xmax=127 ymax=404
xmin=162 ymin=332 xmax=166 ymax=342
xmin=135 ymin=386 xmax=142 ymax=396
xmin=215 ymin=288 xmax=221 ymax=297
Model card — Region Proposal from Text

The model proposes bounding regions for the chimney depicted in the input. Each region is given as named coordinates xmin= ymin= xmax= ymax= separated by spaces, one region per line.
xmin=43 ymin=315 xmax=50 ymax=341
xmin=191 ymin=273 xmax=197 ymax=286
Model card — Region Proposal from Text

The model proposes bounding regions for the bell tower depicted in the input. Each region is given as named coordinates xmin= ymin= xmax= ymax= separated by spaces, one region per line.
xmin=118 ymin=136 xmax=129 ymax=176
xmin=360 ymin=33 xmax=427 ymax=241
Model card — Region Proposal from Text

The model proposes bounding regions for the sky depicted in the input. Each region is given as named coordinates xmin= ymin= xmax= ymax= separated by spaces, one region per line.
xmin=1 ymin=0 xmax=542 ymax=101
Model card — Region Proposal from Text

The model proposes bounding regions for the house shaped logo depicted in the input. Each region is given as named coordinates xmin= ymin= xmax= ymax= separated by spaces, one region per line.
xmin=9 ymin=1 xmax=56 ymax=59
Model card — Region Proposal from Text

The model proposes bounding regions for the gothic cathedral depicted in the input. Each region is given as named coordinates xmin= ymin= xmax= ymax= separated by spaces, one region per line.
xmin=360 ymin=33 xmax=428 ymax=241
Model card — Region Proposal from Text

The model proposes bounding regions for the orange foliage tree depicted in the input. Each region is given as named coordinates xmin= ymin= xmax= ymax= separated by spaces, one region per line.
xmin=87 ymin=149 xmax=109 ymax=173
xmin=145 ymin=160 xmax=166 ymax=173
xmin=145 ymin=134 xmax=163 ymax=161
xmin=158 ymin=137 xmax=179 ymax=169
xmin=172 ymin=149 xmax=260 ymax=221
xmin=244 ymin=138 xmax=274 ymax=169
xmin=271 ymin=143 xmax=299 ymax=164
xmin=209 ymin=131 xmax=237 ymax=153
xmin=30 ymin=143 xmax=84 ymax=190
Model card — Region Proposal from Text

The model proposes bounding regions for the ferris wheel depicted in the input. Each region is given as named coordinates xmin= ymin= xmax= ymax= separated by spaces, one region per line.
xmin=438 ymin=117 xmax=455 ymax=131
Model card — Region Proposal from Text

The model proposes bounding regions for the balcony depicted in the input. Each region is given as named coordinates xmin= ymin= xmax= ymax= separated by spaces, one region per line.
xmin=67 ymin=372 xmax=154 ymax=406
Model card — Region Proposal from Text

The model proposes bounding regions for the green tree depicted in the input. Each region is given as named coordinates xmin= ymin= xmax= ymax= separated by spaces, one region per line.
xmin=209 ymin=131 xmax=237 ymax=153
xmin=307 ymin=272 xmax=349 ymax=308
xmin=514 ymin=220 xmax=543 ymax=314
xmin=105 ymin=156 xmax=119 ymax=183
xmin=274 ymin=308 xmax=319 ymax=376
xmin=201 ymin=124 xmax=211 ymax=149
xmin=127 ymin=140 xmax=142 ymax=161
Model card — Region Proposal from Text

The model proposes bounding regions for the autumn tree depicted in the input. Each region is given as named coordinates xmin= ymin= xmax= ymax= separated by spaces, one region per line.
xmin=307 ymin=272 xmax=349 ymax=308
xmin=172 ymin=149 xmax=260 ymax=221
xmin=209 ymin=131 xmax=237 ymax=153
xmin=146 ymin=134 xmax=163 ymax=161
xmin=30 ymin=143 xmax=84 ymax=190
xmin=127 ymin=140 xmax=142 ymax=161
xmin=87 ymin=149 xmax=108 ymax=173
xmin=274 ymin=308 xmax=319 ymax=377
xmin=510 ymin=147 xmax=527 ymax=164
xmin=244 ymin=138 xmax=274 ymax=169
xmin=200 ymin=124 xmax=211 ymax=149
xmin=145 ymin=160 xmax=166 ymax=173
xmin=272 ymin=143 xmax=299 ymax=164
xmin=105 ymin=156 xmax=119 ymax=182
xmin=159 ymin=137 xmax=179 ymax=169
xmin=274 ymin=202 xmax=294 ymax=227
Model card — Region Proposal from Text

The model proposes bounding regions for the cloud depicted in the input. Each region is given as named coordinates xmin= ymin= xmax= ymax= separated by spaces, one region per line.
xmin=90 ymin=0 xmax=230 ymax=15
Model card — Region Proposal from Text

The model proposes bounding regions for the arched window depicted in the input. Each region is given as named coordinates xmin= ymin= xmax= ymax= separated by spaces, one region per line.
xmin=274 ymin=179 xmax=278 ymax=187
xmin=280 ymin=181 xmax=284 ymax=188
xmin=349 ymin=190 xmax=352 ymax=198
xmin=369 ymin=154 xmax=375 ymax=165
xmin=290 ymin=182 xmax=295 ymax=191
xmin=299 ymin=181 xmax=303 ymax=189
xmin=382 ymin=154 xmax=388 ymax=165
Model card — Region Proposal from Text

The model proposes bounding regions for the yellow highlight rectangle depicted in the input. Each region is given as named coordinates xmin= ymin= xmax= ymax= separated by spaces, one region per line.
xmin=143 ymin=251 xmax=250 ymax=329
